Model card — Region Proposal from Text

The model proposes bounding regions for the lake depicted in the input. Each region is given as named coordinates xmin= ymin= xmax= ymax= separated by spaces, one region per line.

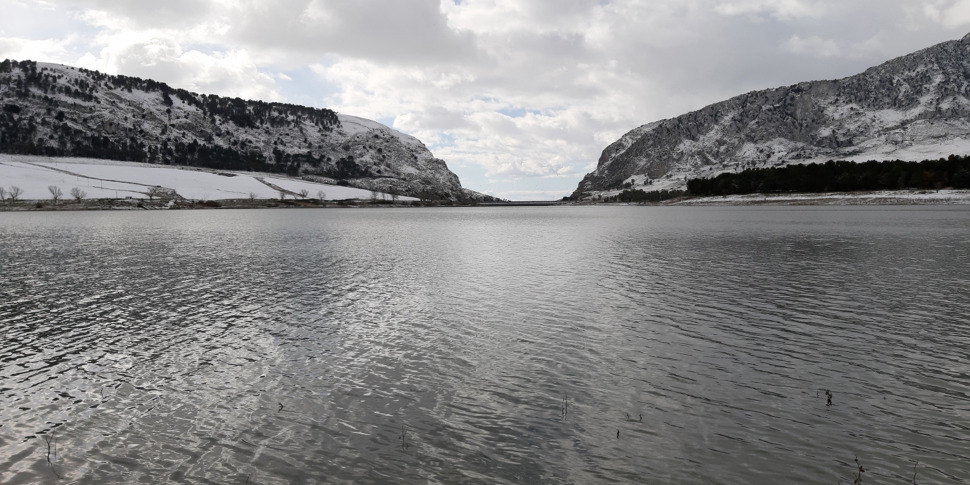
xmin=1 ymin=206 xmax=968 ymax=484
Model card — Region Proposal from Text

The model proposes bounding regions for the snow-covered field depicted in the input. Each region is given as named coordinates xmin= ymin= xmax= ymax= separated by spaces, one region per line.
xmin=0 ymin=155 xmax=416 ymax=201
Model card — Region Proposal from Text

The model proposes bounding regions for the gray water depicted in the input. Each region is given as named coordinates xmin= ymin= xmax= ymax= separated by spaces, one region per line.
xmin=1 ymin=206 xmax=968 ymax=484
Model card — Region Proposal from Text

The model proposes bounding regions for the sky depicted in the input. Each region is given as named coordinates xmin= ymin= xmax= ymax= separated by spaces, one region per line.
xmin=3 ymin=1 xmax=970 ymax=200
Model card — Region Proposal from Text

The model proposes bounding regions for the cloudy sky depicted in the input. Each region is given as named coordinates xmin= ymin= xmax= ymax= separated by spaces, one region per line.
xmin=3 ymin=0 xmax=970 ymax=199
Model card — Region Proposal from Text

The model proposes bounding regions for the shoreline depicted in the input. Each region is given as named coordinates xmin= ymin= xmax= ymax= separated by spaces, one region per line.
xmin=4 ymin=189 xmax=970 ymax=211
xmin=0 ymin=198 xmax=437 ymax=212
xmin=667 ymin=189 xmax=970 ymax=206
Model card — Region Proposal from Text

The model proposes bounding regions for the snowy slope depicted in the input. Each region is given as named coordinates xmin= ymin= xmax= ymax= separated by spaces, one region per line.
xmin=337 ymin=114 xmax=425 ymax=150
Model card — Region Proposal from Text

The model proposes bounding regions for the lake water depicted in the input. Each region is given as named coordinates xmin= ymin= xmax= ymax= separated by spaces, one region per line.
xmin=1 ymin=206 xmax=968 ymax=484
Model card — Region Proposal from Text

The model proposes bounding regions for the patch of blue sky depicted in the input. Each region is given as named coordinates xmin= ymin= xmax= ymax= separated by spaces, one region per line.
xmin=428 ymin=133 xmax=457 ymax=149
xmin=497 ymin=105 xmax=552 ymax=118
xmin=497 ymin=106 xmax=528 ymax=118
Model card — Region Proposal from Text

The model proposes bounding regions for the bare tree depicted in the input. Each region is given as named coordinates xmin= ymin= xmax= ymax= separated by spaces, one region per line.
xmin=316 ymin=190 xmax=327 ymax=203
xmin=48 ymin=185 xmax=63 ymax=205
xmin=248 ymin=192 xmax=257 ymax=203
xmin=146 ymin=186 xmax=164 ymax=201
xmin=8 ymin=186 xmax=23 ymax=203
xmin=0 ymin=186 xmax=6 ymax=204
xmin=278 ymin=189 xmax=287 ymax=201
xmin=298 ymin=188 xmax=309 ymax=199
xmin=70 ymin=187 xmax=87 ymax=203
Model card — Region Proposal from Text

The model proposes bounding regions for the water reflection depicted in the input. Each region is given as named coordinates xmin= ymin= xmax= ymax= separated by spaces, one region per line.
xmin=1 ymin=207 xmax=969 ymax=484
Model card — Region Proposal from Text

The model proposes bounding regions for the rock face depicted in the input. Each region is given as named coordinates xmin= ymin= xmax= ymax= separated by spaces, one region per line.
xmin=0 ymin=60 xmax=484 ymax=201
xmin=573 ymin=33 xmax=970 ymax=198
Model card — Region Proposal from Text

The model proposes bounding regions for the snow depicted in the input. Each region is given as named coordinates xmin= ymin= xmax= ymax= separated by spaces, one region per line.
xmin=603 ymin=121 xmax=663 ymax=168
xmin=797 ymin=137 xmax=970 ymax=165
xmin=0 ymin=155 xmax=416 ymax=201
xmin=674 ymin=111 xmax=737 ymax=158
xmin=337 ymin=114 xmax=424 ymax=148
xmin=263 ymin=175 xmax=415 ymax=201
xmin=0 ymin=158 xmax=142 ymax=200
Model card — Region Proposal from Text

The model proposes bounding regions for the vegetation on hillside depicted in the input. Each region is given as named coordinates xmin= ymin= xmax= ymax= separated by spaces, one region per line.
xmin=601 ymin=189 xmax=686 ymax=203
xmin=685 ymin=155 xmax=970 ymax=196
xmin=0 ymin=60 xmax=344 ymax=176
xmin=589 ymin=155 xmax=970 ymax=203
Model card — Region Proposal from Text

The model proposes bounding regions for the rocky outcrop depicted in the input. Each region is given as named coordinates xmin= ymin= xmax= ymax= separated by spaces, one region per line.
xmin=573 ymin=33 xmax=970 ymax=198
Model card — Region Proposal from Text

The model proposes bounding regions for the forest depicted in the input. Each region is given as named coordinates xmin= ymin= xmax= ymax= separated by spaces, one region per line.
xmin=602 ymin=155 xmax=970 ymax=203
xmin=685 ymin=156 xmax=970 ymax=196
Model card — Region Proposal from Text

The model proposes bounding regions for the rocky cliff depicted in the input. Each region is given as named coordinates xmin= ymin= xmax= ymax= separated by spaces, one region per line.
xmin=573 ymin=33 xmax=970 ymax=198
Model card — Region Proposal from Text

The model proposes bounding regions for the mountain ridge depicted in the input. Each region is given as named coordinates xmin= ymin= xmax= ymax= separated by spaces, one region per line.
xmin=0 ymin=60 xmax=491 ymax=202
xmin=572 ymin=33 xmax=970 ymax=198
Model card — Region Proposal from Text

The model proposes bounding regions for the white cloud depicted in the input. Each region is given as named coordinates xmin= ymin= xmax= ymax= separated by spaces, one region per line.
xmin=0 ymin=36 xmax=75 ymax=62
xmin=42 ymin=6 xmax=283 ymax=101
xmin=923 ymin=0 xmax=970 ymax=28
xmin=783 ymin=34 xmax=842 ymax=58
xmin=77 ymin=42 xmax=283 ymax=101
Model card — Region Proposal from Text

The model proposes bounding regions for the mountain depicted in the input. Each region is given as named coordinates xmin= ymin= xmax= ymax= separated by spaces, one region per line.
xmin=573 ymin=33 xmax=970 ymax=198
xmin=0 ymin=60 xmax=490 ymax=202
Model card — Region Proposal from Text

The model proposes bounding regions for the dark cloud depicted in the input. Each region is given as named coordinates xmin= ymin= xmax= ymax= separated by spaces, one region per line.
xmin=229 ymin=0 xmax=477 ymax=64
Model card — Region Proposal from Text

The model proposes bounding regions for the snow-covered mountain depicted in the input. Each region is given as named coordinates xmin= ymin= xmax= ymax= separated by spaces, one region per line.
xmin=573 ymin=33 xmax=970 ymax=198
xmin=0 ymin=60 xmax=491 ymax=202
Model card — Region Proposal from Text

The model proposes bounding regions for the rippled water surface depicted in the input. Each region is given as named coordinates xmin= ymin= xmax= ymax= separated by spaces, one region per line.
xmin=1 ymin=206 xmax=969 ymax=484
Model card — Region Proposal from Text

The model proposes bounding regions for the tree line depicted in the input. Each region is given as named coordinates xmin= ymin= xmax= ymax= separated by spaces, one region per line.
xmin=603 ymin=189 xmax=686 ymax=203
xmin=0 ymin=60 xmax=340 ymax=131
xmin=0 ymin=59 xmax=368 ymax=178
xmin=686 ymin=156 xmax=970 ymax=196
xmin=600 ymin=155 xmax=970 ymax=202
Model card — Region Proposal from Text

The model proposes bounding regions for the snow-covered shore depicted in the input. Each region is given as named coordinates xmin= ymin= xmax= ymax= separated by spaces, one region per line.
xmin=671 ymin=189 xmax=970 ymax=205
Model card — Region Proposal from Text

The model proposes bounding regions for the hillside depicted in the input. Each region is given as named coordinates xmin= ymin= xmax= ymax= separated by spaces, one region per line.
xmin=572 ymin=33 xmax=970 ymax=199
xmin=0 ymin=60 xmax=491 ymax=202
